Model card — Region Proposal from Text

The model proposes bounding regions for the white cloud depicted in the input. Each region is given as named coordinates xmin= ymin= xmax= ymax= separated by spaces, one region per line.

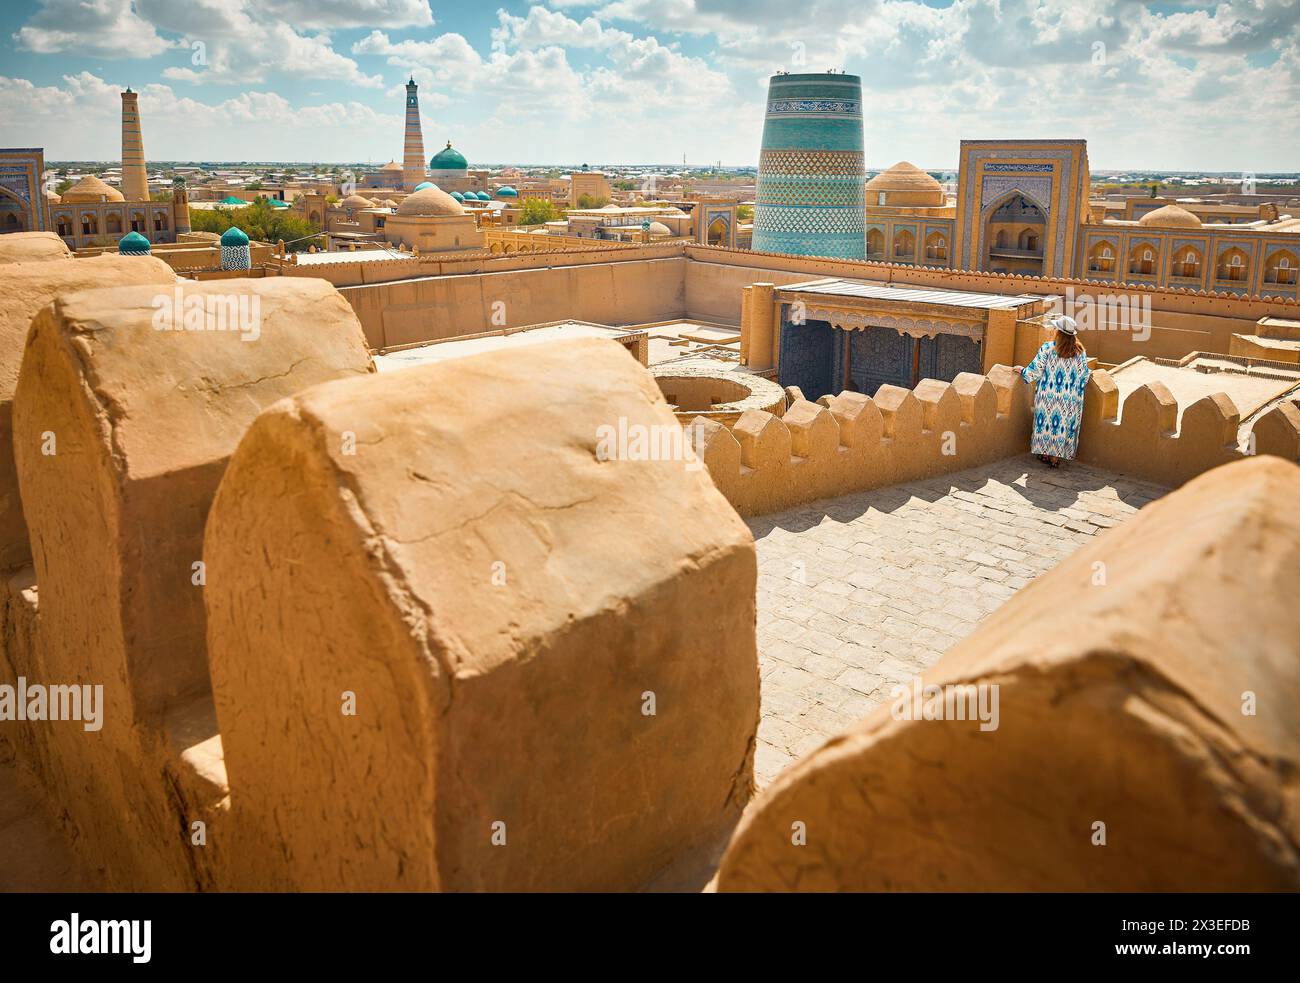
xmin=13 ymin=0 xmax=174 ymax=58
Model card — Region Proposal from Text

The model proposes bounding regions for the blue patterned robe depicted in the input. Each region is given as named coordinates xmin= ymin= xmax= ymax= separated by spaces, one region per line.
xmin=1020 ymin=342 xmax=1090 ymax=459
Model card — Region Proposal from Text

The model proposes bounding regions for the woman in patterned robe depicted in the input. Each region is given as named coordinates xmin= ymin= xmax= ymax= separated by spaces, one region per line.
xmin=1016 ymin=314 xmax=1091 ymax=468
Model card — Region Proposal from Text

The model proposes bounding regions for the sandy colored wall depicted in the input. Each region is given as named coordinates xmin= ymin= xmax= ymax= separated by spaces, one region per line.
xmin=5 ymin=278 xmax=374 ymax=890
xmin=1077 ymin=370 xmax=1300 ymax=487
xmin=0 ymin=255 xmax=175 ymax=572
xmin=692 ymin=366 xmax=1033 ymax=517
xmin=204 ymin=339 xmax=758 ymax=891
xmin=716 ymin=456 xmax=1300 ymax=891
xmin=339 ymin=255 xmax=687 ymax=350
xmin=0 ymin=232 xmax=71 ymax=265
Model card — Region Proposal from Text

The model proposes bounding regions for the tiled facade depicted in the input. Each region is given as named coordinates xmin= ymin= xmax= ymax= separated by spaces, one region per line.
xmin=753 ymin=73 xmax=866 ymax=259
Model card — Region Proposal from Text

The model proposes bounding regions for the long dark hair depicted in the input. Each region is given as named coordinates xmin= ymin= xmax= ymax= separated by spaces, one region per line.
xmin=1055 ymin=330 xmax=1082 ymax=360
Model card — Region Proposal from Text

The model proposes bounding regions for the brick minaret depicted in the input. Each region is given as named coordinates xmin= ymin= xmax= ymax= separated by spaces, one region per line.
xmin=120 ymin=88 xmax=149 ymax=202
xmin=402 ymin=78 xmax=426 ymax=192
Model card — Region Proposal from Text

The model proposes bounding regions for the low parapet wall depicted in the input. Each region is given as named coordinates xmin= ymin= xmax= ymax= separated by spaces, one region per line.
xmin=689 ymin=366 xmax=1033 ymax=517
xmin=1077 ymin=370 xmax=1300 ymax=487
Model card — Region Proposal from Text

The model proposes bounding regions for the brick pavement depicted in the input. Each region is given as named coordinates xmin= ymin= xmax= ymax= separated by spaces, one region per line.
xmin=748 ymin=454 xmax=1168 ymax=787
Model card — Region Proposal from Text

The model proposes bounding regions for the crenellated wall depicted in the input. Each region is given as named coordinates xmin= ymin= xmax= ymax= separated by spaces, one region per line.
xmin=1077 ymin=369 xmax=1300 ymax=487
xmin=689 ymin=365 xmax=1034 ymax=517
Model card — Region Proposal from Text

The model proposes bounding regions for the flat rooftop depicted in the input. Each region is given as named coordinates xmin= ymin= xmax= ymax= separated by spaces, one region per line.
xmin=374 ymin=320 xmax=644 ymax=371
xmin=295 ymin=247 xmax=412 ymax=266
xmin=781 ymin=277 xmax=1042 ymax=311
xmin=1110 ymin=354 xmax=1300 ymax=443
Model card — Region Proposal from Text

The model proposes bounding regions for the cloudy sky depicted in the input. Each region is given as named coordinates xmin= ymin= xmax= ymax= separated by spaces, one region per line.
xmin=1 ymin=0 xmax=1296 ymax=170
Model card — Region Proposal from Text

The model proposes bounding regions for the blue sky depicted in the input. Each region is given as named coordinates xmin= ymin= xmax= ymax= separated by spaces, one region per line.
xmin=1 ymin=1 xmax=1296 ymax=170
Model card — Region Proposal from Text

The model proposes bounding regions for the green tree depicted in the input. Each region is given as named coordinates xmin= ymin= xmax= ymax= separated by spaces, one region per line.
xmin=519 ymin=198 xmax=559 ymax=225
xmin=54 ymin=179 xmax=73 ymax=195
xmin=1149 ymin=183 xmax=1160 ymax=198
xmin=576 ymin=194 xmax=609 ymax=209
xmin=190 ymin=199 xmax=322 ymax=252
xmin=737 ymin=204 xmax=754 ymax=221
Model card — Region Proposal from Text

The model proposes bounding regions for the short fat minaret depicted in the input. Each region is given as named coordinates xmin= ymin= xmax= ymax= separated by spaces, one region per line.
xmin=402 ymin=78 xmax=427 ymax=193
xmin=120 ymin=88 xmax=149 ymax=202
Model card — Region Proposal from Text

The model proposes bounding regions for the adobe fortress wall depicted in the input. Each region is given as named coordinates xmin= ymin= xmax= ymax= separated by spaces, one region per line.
xmin=336 ymin=254 xmax=687 ymax=349
xmin=684 ymin=369 xmax=1300 ymax=520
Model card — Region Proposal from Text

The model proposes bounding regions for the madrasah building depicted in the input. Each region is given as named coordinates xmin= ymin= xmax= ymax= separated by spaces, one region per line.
xmin=1 ymin=90 xmax=189 ymax=249
xmin=854 ymin=142 xmax=1300 ymax=298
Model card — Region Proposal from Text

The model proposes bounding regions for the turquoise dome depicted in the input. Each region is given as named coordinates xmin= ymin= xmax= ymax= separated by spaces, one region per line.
xmin=496 ymin=186 xmax=518 ymax=198
xmin=429 ymin=141 xmax=468 ymax=171
xmin=414 ymin=181 xmax=435 ymax=191
xmin=475 ymin=191 xmax=490 ymax=201
xmin=451 ymin=191 xmax=465 ymax=201
xmin=117 ymin=231 xmax=151 ymax=255
xmin=220 ymin=226 xmax=250 ymax=246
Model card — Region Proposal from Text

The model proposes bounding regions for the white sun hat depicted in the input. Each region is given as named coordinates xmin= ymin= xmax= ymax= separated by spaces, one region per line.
xmin=1049 ymin=313 xmax=1079 ymax=335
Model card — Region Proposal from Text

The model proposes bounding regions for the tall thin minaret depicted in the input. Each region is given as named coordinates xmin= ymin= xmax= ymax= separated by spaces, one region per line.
xmin=121 ymin=88 xmax=149 ymax=202
xmin=402 ymin=77 xmax=426 ymax=192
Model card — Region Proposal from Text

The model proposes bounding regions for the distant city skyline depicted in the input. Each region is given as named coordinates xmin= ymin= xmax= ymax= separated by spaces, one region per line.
xmin=2 ymin=0 xmax=1296 ymax=171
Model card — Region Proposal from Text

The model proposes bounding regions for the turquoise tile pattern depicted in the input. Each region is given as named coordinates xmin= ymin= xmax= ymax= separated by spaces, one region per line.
xmin=753 ymin=73 xmax=866 ymax=259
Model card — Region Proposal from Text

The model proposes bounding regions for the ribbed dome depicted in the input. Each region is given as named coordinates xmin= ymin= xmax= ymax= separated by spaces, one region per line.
xmin=1139 ymin=204 xmax=1202 ymax=229
xmin=341 ymin=194 xmax=376 ymax=209
xmin=429 ymin=141 xmax=468 ymax=171
xmin=396 ymin=185 xmax=466 ymax=217
xmin=220 ymin=226 xmax=250 ymax=246
xmin=62 ymin=175 xmax=125 ymax=203
xmin=865 ymin=161 xmax=944 ymax=206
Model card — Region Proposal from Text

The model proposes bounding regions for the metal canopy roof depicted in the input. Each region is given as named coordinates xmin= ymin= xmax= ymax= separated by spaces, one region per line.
xmin=780 ymin=277 xmax=1040 ymax=311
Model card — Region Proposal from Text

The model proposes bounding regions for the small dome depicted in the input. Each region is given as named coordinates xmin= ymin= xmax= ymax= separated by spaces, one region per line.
xmin=414 ymin=181 xmax=436 ymax=192
xmin=474 ymin=191 xmax=490 ymax=201
xmin=396 ymin=185 xmax=466 ymax=217
xmin=379 ymin=160 xmax=403 ymax=171
xmin=451 ymin=191 xmax=465 ymax=201
xmin=1139 ymin=204 xmax=1203 ymax=229
xmin=429 ymin=141 xmax=468 ymax=171
xmin=496 ymin=186 xmax=518 ymax=198
xmin=865 ymin=162 xmax=944 ymax=206
xmin=117 ymin=231 xmax=151 ymax=254
xmin=61 ymin=175 xmax=125 ymax=203
xmin=341 ymin=193 xmax=376 ymax=209
xmin=220 ymin=226 xmax=250 ymax=246
xmin=647 ymin=221 xmax=671 ymax=235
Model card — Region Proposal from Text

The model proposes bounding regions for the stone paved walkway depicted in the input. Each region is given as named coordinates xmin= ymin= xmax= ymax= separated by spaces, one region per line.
xmin=749 ymin=455 xmax=1169 ymax=788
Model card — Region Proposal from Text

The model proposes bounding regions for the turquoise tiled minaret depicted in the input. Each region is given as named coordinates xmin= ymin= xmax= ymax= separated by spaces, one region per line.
xmin=752 ymin=72 xmax=866 ymax=259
